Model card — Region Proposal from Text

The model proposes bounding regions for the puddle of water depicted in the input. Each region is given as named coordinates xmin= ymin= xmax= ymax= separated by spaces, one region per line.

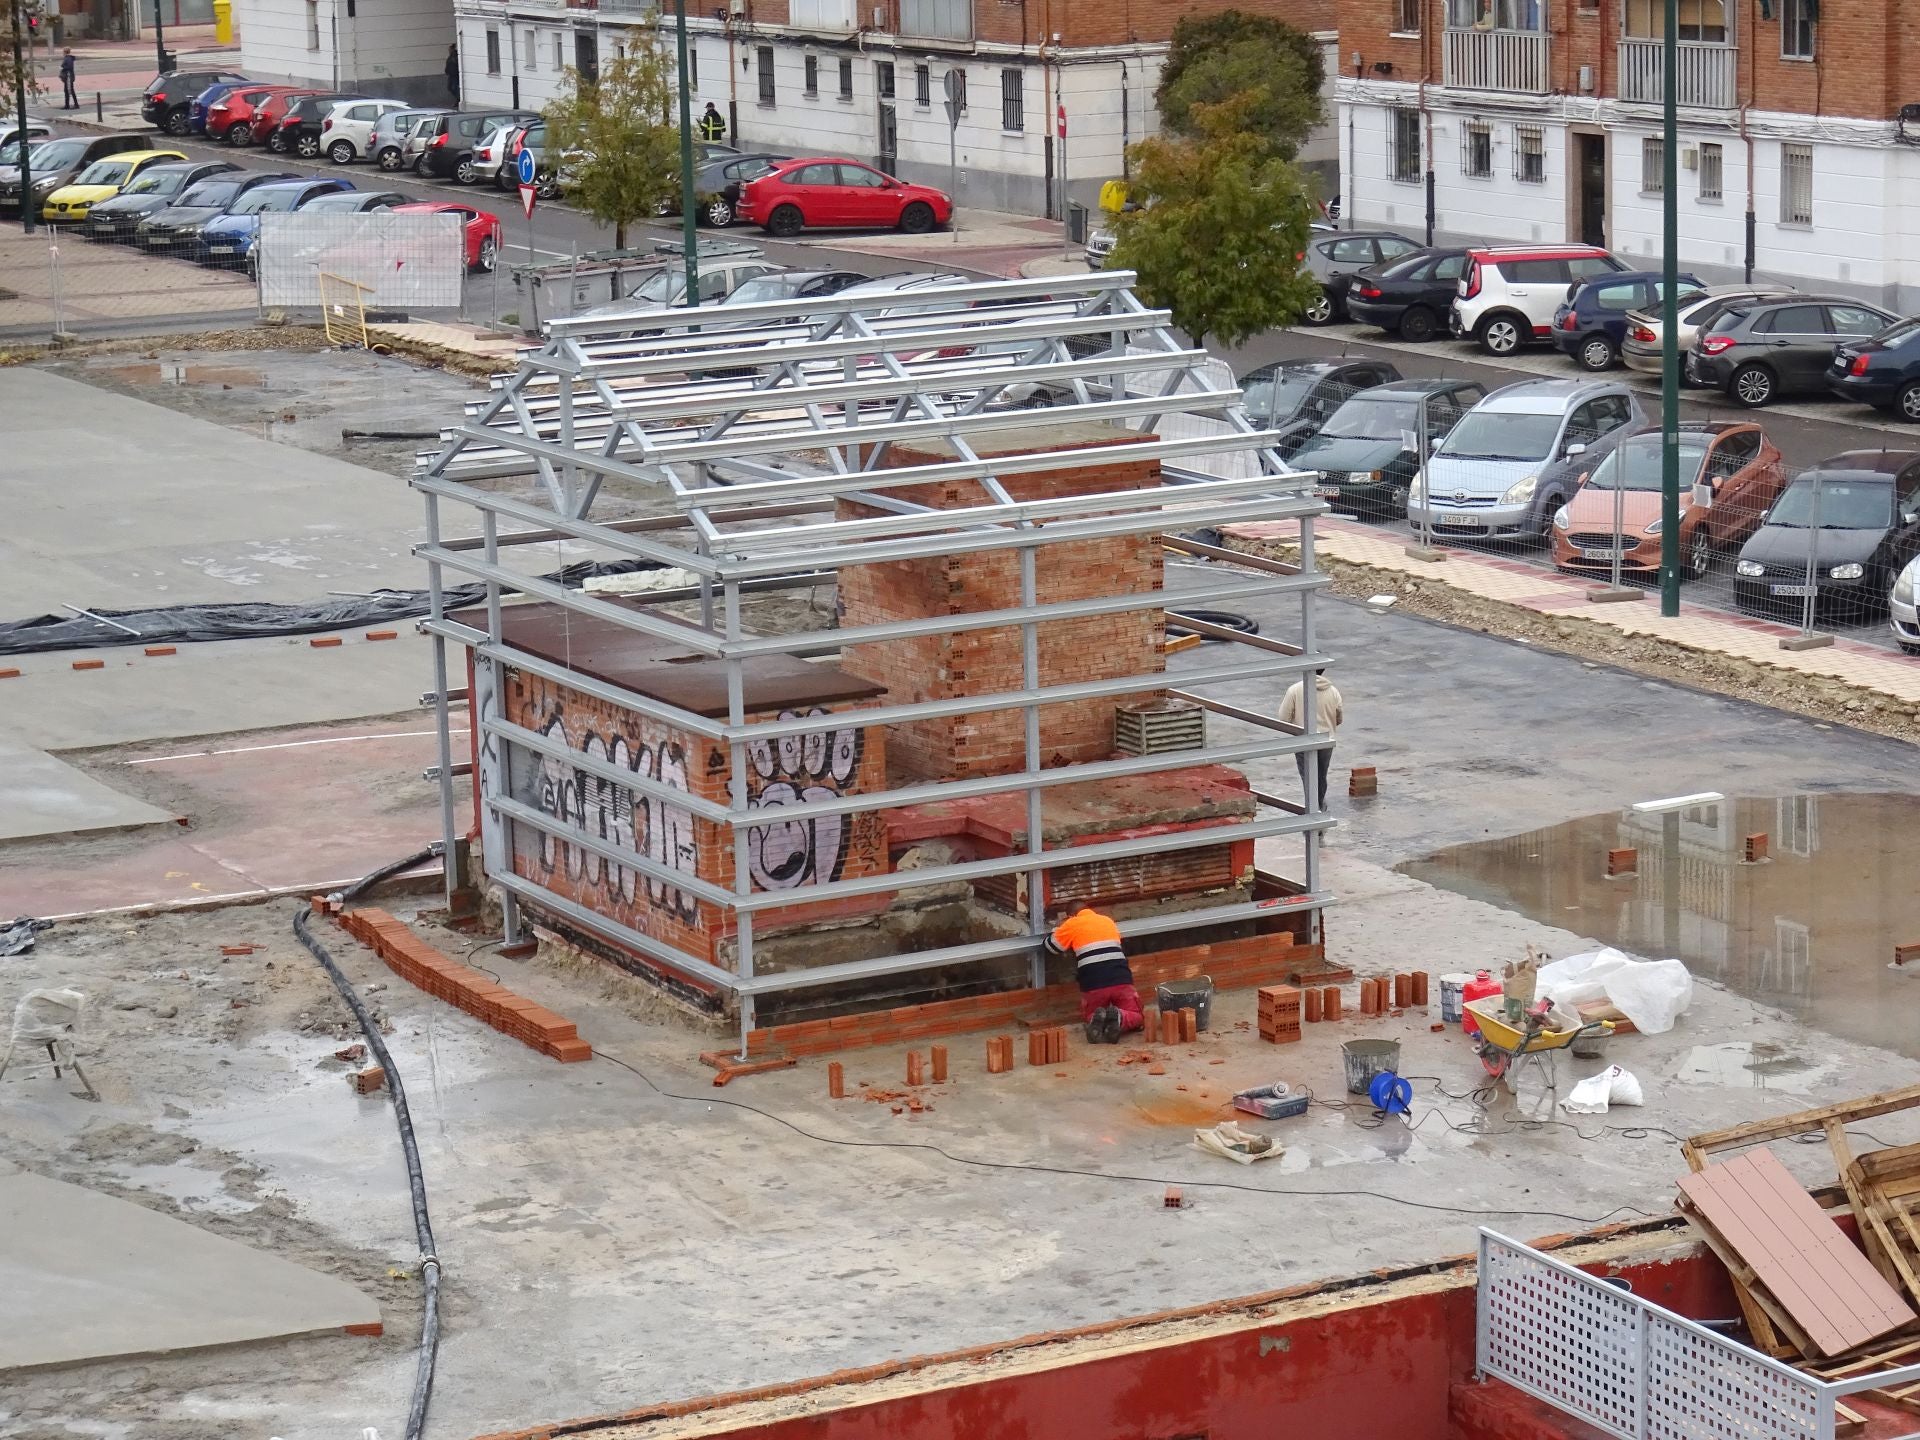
xmin=1399 ymin=793 xmax=1920 ymax=1060
xmin=1675 ymin=1042 xmax=1834 ymax=1093
xmin=100 ymin=362 xmax=263 ymax=387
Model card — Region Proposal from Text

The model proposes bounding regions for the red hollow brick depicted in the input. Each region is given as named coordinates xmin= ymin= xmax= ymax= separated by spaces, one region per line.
xmin=930 ymin=1045 xmax=948 ymax=1084
xmin=71 ymin=659 xmax=105 ymax=671
xmin=309 ymin=636 xmax=343 ymax=648
xmin=828 ymin=1061 xmax=846 ymax=1099
xmin=144 ymin=646 xmax=177 ymax=657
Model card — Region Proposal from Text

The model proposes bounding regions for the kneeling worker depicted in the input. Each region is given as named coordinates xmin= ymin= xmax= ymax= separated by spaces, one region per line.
xmin=1046 ymin=906 xmax=1143 ymax=1044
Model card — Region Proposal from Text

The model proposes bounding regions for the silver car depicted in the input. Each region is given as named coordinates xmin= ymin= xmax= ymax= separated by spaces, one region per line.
xmin=1620 ymin=285 xmax=1797 ymax=379
xmin=1892 ymin=554 xmax=1920 ymax=654
xmin=372 ymin=107 xmax=449 ymax=173
xmin=1303 ymin=229 xmax=1420 ymax=325
xmin=1408 ymin=378 xmax=1645 ymax=544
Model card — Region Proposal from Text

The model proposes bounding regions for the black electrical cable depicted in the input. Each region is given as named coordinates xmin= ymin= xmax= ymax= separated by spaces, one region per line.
xmin=587 ymin=1049 xmax=1655 ymax=1228
xmin=1165 ymin=608 xmax=1260 ymax=638
xmin=292 ymin=847 xmax=442 ymax=1440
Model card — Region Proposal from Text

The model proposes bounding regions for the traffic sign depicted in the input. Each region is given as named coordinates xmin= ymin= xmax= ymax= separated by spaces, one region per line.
xmin=516 ymin=147 xmax=538 ymax=186
xmin=519 ymin=183 xmax=537 ymax=220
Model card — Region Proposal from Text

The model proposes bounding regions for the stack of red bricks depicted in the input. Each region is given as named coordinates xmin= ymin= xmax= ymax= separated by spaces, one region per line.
xmin=1158 ymin=1008 xmax=1199 ymax=1045
xmin=1027 ymin=1026 xmax=1069 ymax=1066
xmin=1257 ymin=985 xmax=1301 ymax=1044
xmin=985 ymin=1035 xmax=1014 ymax=1073
xmin=341 ymin=909 xmax=591 ymax=1063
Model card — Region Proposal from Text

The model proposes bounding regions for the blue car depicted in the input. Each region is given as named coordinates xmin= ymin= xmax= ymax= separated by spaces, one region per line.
xmin=201 ymin=176 xmax=355 ymax=266
xmin=1552 ymin=270 xmax=1704 ymax=372
xmin=187 ymin=79 xmax=255 ymax=136
xmin=1828 ymin=315 xmax=1920 ymax=420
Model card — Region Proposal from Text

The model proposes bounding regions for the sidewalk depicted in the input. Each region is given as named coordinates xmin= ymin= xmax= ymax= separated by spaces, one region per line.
xmin=1227 ymin=514 xmax=1920 ymax=707
xmin=48 ymin=25 xmax=239 ymax=107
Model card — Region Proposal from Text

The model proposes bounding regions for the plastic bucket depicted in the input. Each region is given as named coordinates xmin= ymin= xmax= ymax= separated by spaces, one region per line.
xmin=1156 ymin=977 xmax=1214 ymax=1032
xmin=1438 ymin=973 xmax=1471 ymax=1024
xmin=1342 ymin=1038 xmax=1401 ymax=1095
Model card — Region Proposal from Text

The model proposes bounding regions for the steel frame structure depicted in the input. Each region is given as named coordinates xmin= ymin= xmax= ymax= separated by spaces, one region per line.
xmin=417 ymin=271 xmax=1336 ymax=1057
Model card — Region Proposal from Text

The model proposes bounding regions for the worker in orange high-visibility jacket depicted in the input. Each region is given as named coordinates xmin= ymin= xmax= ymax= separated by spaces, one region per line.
xmin=1045 ymin=907 xmax=1143 ymax=1045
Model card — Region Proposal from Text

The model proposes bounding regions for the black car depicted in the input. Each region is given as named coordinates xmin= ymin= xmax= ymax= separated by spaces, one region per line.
xmin=718 ymin=268 xmax=868 ymax=306
xmin=1287 ymin=378 xmax=1488 ymax=517
xmin=0 ymin=133 xmax=147 ymax=215
xmin=272 ymin=93 xmax=368 ymax=159
xmin=417 ymin=110 xmax=538 ymax=181
xmin=1688 ymin=296 xmax=1897 ymax=408
xmin=1303 ymin=229 xmax=1421 ymax=325
xmin=135 ymin=170 xmax=297 ymax=256
xmin=1828 ymin=315 xmax=1920 ymax=420
xmin=84 ymin=158 xmax=239 ymax=240
xmin=685 ymin=151 xmax=791 ymax=226
xmin=1345 ymin=247 xmax=1471 ymax=342
xmin=141 ymin=69 xmax=249 ymax=135
xmin=1733 ymin=451 xmax=1920 ymax=618
xmin=1238 ymin=357 xmax=1404 ymax=459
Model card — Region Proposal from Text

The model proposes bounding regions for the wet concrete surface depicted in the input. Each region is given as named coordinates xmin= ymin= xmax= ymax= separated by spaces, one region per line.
xmin=1399 ymin=793 xmax=1920 ymax=1061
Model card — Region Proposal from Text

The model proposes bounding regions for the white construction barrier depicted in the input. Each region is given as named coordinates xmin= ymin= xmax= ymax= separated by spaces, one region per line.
xmin=257 ymin=212 xmax=466 ymax=310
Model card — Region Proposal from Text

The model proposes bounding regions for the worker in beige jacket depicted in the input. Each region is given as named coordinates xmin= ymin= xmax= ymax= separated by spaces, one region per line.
xmin=1278 ymin=669 xmax=1343 ymax=811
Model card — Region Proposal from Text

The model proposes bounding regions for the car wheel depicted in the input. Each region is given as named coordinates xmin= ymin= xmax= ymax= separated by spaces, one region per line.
xmin=1302 ymin=290 xmax=1334 ymax=326
xmin=296 ymin=134 xmax=321 ymax=160
xmin=701 ymin=196 xmax=734 ymax=226
xmin=536 ymin=174 xmax=560 ymax=200
xmin=898 ymin=201 xmax=935 ymax=234
xmin=653 ymin=196 xmax=675 ymax=217
xmin=1730 ymin=363 xmax=1776 ymax=408
xmin=1578 ymin=334 xmax=1618 ymax=371
xmin=1897 ymin=382 xmax=1920 ymax=422
xmin=454 ymin=158 xmax=478 ymax=184
xmin=267 ymin=131 xmax=288 ymax=154
xmin=377 ymin=146 xmax=403 ymax=171
xmin=327 ymin=140 xmax=356 ymax=165
xmin=165 ymin=109 xmax=191 ymax=136
xmin=1476 ymin=313 xmax=1524 ymax=356
xmin=230 ymin=125 xmax=253 ymax=148
xmin=1397 ymin=306 xmax=1437 ymax=343
xmin=1686 ymin=527 xmax=1714 ymax=579
xmin=474 ymin=234 xmax=497 ymax=273
xmin=766 ymin=204 xmax=804 ymax=237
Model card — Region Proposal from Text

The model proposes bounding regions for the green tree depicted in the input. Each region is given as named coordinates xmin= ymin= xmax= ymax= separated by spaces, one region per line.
xmin=1158 ymin=11 xmax=1324 ymax=160
xmin=1110 ymin=94 xmax=1320 ymax=350
xmin=542 ymin=40 xmax=680 ymax=250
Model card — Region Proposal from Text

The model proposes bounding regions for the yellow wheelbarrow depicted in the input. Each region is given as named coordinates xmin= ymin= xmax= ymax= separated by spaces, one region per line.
xmin=1464 ymin=997 xmax=1614 ymax=1097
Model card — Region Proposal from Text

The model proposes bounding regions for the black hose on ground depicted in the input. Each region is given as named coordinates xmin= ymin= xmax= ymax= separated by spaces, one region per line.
xmin=1165 ymin=608 xmax=1260 ymax=638
xmin=292 ymin=846 xmax=442 ymax=1440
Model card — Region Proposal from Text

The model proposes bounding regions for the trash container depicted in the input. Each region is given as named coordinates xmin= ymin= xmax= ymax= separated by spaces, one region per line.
xmin=158 ymin=49 xmax=177 ymax=73
xmin=212 ymin=0 xmax=231 ymax=44
xmin=1065 ymin=199 xmax=1088 ymax=245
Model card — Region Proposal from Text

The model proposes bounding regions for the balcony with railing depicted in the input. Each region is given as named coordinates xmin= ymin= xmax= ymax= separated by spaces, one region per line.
xmin=1443 ymin=27 xmax=1551 ymax=96
xmin=1618 ymin=37 xmax=1737 ymax=107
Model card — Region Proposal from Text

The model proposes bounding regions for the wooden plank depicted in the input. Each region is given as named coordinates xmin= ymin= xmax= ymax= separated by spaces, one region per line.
xmin=1825 ymin=1119 xmax=1899 ymax=1287
xmin=1686 ymin=1085 xmax=1920 ymax=1159
xmin=1680 ymin=1196 xmax=1810 ymax=1357
xmin=1678 ymin=1150 xmax=1916 ymax=1357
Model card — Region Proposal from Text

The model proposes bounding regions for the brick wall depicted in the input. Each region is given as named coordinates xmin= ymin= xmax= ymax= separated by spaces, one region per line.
xmin=754 ymin=0 xmax=1334 ymax=52
xmin=837 ymin=435 xmax=1166 ymax=784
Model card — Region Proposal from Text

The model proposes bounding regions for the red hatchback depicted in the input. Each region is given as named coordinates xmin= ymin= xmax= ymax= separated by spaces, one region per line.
xmin=736 ymin=158 xmax=951 ymax=237
xmin=207 ymin=85 xmax=298 ymax=144
xmin=246 ymin=89 xmax=321 ymax=148
xmin=392 ymin=201 xmax=502 ymax=272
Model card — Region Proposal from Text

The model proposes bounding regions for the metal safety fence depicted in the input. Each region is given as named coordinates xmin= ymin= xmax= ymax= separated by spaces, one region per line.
xmin=1475 ymin=1229 xmax=1920 ymax=1440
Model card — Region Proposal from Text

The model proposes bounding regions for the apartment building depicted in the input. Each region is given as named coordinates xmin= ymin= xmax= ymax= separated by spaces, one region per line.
xmin=1336 ymin=0 xmax=1920 ymax=306
xmin=236 ymin=0 xmax=455 ymax=104
xmin=451 ymin=0 xmax=1337 ymax=218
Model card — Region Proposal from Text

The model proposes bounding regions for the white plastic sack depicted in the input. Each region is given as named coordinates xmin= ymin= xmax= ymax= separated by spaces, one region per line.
xmin=1535 ymin=947 xmax=1693 ymax=1035
xmin=1562 ymin=1065 xmax=1645 ymax=1115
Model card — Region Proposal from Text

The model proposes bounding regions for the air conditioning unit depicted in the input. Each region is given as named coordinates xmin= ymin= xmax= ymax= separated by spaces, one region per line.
xmin=1113 ymin=700 xmax=1206 ymax=756
xmin=728 ymin=0 xmax=744 ymax=14
xmin=871 ymin=4 xmax=885 ymax=25
xmin=1682 ymin=146 xmax=1699 ymax=169
xmin=1577 ymin=64 xmax=1594 ymax=92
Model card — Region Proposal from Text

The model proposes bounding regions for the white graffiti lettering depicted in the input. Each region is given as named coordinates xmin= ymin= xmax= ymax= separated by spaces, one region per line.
xmin=746 ymin=708 xmax=862 ymax=893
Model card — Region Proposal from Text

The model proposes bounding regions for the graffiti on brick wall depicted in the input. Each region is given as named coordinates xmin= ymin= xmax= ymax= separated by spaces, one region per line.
xmin=524 ymin=701 xmax=699 ymax=924
xmin=746 ymin=709 xmax=862 ymax=892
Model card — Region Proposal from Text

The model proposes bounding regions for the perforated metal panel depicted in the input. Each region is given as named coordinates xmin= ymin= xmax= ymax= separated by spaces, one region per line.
xmin=1645 ymin=1315 xmax=1819 ymax=1440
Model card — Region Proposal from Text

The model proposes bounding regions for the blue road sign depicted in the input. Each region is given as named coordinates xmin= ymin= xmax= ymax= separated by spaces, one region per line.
xmin=516 ymin=146 xmax=537 ymax=186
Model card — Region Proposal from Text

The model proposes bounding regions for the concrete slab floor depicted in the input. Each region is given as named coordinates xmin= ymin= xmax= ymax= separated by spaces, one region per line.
xmin=0 ymin=732 xmax=177 ymax=844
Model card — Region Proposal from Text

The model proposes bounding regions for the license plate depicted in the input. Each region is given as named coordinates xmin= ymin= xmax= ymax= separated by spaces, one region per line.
xmin=1435 ymin=518 xmax=1481 ymax=531
xmin=1770 ymin=583 xmax=1816 ymax=597
xmin=1580 ymin=546 xmax=1623 ymax=560
xmin=1314 ymin=485 xmax=1341 ymax=499
xmin=209 ymin=245 xmax=234 ymax=254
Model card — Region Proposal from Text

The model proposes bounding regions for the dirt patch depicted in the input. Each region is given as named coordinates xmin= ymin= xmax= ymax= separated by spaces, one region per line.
xmin=1230 ymin=536 xmax=1920 ymax=746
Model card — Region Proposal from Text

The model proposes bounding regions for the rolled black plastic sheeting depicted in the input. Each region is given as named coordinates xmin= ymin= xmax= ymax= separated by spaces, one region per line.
xmin=1166 ymin=608 xmax=1260 ymax=638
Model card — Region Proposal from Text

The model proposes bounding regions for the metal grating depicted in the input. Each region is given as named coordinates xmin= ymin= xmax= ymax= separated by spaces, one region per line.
xmin=1114 ymin=700 xmax=1206 ymax=756
xmin=1480 ymin=1237 xmax=1642 ymax=1437
xmin=1644 ymin=1314 xmax=1819 ymax=1440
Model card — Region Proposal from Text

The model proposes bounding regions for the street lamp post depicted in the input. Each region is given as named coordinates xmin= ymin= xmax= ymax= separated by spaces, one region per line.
xmin=671 ymin=0 xmax=697 ymax=304
xmin=153 ymin=0 xmax=168 ymax=74
xmin=8 ymin=0 xmax=33 ymax=235
xmin=1657 ymin=0 xmax=1680 ymax=616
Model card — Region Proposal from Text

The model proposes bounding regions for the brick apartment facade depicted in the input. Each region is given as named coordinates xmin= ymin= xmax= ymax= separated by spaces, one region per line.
xmin=1336 ymin=0 xmax=1920 ymax=304
xmin=452 ymin=0 xmax=1337 ymax=217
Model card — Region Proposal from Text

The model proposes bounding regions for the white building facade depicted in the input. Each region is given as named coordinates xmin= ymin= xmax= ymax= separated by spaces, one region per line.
xmin=236 ymin=0 xmax=456 ymax=105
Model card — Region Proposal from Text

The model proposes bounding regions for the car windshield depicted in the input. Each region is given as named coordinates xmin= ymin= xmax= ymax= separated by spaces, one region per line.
xmin=179 ymin=180 xmax=244 ymax=207
xmin=125 ymin=169 xmax=191 ymax=196
xmin=626 ymin=269 xmax=685 ymax=304
xmin=1767 ymin=478 xmax=1894 ymax=529
xmin=19 ymin=138 xmax=88 ymax=169
xmin=72 ymin=159 xmax=135 ymax=186
xmin=1319 ymin=394 xmax=1423 ymax=442
xmin=1584 ymin=437 xmax=1709 ymax=491
xmin=723 ymin=274 xmax=802 ymax=305
xmin=301 ymin=194 xmax=364 ymax=210
xmin=232 ymin=188 xmax=303 ymax=214
xmin=1439 ymin=409 xmax=1565 ymax=461
xmin=1241 ymin=372 xmax=1320 ymax=420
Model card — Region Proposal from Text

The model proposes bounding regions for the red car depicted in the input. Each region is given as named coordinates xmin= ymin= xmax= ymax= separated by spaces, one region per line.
xmin=206 ymin=85 xmax=298 ymax=144
xmin=736 ymin=157 xmax=951 ymax=237
xmin=246 ymin=89 xmax=321 ymax=148
xmin=392 ymin=201 xmax=502 ymax=272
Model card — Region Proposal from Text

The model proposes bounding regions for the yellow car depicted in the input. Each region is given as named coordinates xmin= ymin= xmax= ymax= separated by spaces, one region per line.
xmin=42 ymin=149 xmax=186 ymax=224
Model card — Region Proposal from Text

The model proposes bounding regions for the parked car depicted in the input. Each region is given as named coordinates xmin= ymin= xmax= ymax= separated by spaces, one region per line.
xmin=382 ymin=201 xmax=504 ymax=272
xmin=1549 ymin=422 xmax=1785 ymax=579
xmin=202 ymin=176 xmax=356 ymax=266
xmin=1733 ymin=452 xmax=1920 ymax=616
xmin=1550 ymin=270 xmax=1704 ymax=372
xmin=685 ymin=151 xmax=790 ymax=225
xmin=299 ymin=189 xmax=410 ymax=213
xmin=0 ymin=117 xmax=53 ymax=152
xmin=202 ymin=84 xmax=296 ymax=143
xmin=1301 ymin=229 xmax=1421 ymax=325
xmin=1452 ymin=244 xmax=1628 ymax=356
xmin=41 ymin=148 xmax=186 ymax=224
xmin=84 ymin=159 xmax=239 ymax=241
xmin=1409 ymin=378 xmax=1643 ymax=543
xmin=1827 ymin=315 xmax=1920 ymax=420
xmin=1288 ymin=378 xmax=1488 ymax=518
xmin=371 ymin=108 xmax=449 ymax=171
xmin=321 ymin=98 xmax=414 ymax=165
xmin=141 ymin=69 xmax=248 ymax=134
xmin=136 ymin=170 xmax=298 ymax=256
xmin=652 ymin=142 xmax=766 ymax=217
xmin=187 ymin=79 xmax=256 ymax=136
xmin=494 ymin=120 xmax=551 ymax=193
xmin=718 ymin=267 xmax=869 ymax=306
xmin=1236 ymin=357 xmax=1403 ymax=460
xmin=1620 ymin=286 xmax=1797 ymax=380
xmin=247 ymin=89 xmax=322 ymax=150
xmin=0 ymin=134 xmax=147 ymax=216
xmin=1345 ymin=247 xmax=1472 ymax=342
xmin=1890 ymin=555 xmax=1920 ymax=653
xmin=464 ymin=118 xmax=521 ymax=187
xmin=583 ymin=248 xmax=782 ymax=318
xmin=416 ymin=110 xmax=537 ymax=181
xmin=737 ymin=158 xmax=950 ymax=236
xmin=275 ymin=94 xmax=371 ymax=161
xmin=1689 ymin=297 xmax=1899 ymax=408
